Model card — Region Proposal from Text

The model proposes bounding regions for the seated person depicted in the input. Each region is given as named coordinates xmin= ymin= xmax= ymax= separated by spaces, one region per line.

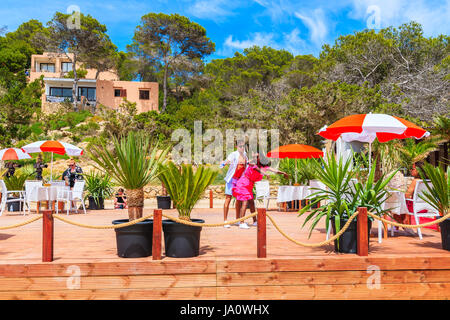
xmin=114 ymin=188 xmax=127 ymax=209
xmin=62 ymin=159 xmax=83 ymax=189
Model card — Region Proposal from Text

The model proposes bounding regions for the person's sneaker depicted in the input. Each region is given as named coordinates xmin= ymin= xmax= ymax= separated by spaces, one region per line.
xmin=252 ymin=221 xmax=257 ymax=227
xmin=223 ymin=222 xmax=231 ymax=228
xmin=239 ymin=222 xmax=250 ymax=229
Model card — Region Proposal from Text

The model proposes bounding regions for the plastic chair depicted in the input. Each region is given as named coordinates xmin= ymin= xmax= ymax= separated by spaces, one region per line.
xmin=255 ymin=180 xmax=277 ymax=210
xmin=70 ymin=180 xmax=86 ymax=215
xmin=0 ymin=179 xmax=26 ymax=216
xmin=24 ymin=180 xmax=44 ymax=214
xmin=405 ymin=180 xmax=440 ymax=240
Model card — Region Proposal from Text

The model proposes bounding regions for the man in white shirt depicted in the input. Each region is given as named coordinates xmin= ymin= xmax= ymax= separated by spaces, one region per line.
xmin=220 ymin=140 xmax=248 ymax=228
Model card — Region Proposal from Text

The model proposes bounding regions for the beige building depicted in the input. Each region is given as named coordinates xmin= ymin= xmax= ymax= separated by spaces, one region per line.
xmin=29 ymin=52 xmax=159 ymax=113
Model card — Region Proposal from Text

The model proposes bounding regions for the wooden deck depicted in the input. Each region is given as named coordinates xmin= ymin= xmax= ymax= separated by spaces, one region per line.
xmin=0 ymin=207 xmax=449 ymax=300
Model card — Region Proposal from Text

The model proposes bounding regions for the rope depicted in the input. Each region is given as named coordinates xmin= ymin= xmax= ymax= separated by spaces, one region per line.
xmin=266 ymin=211 xmax=360 ymax=247
xmin=367 ymin=211 xmax=450 ymax=229
xmin=0 ymin=215 xmax=42 ymax=230
xmin=161 ymin=212 xmax=258 ymax=227
xmin=52 ymin=213 xmax=154 ymax=229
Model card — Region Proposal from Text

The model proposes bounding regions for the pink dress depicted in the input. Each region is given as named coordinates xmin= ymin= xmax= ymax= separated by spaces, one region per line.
xmin=232 ymin=165 xmax=263 ymax=201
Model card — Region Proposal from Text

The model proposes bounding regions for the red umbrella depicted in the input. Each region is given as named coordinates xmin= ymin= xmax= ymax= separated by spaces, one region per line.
xmin=267 ymin=144 xmax=323 ymax=159
xmin=0 ymin=148 xmax=32 ymax=160
xmin=318 ymin=113 xmax=430 ymax=169
xmin=267 ymin=144 xmax=323 ymax=184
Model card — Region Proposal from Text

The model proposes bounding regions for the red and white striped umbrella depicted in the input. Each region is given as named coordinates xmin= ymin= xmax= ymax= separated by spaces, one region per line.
xmin=318 ymin=113 xmax=430 ymax=143
xmin=21 ymin=141 xmax=83 ymax=181
xmin=21 ymin=140 xmax=83 ymax=156
xmin=318 ymin=113 xmax=430 ymax=169
xmin=0 ymin=148 xmax=32 ymax=160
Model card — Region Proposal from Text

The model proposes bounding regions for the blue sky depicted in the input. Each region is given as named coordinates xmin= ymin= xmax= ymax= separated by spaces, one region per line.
xmin=1 ymin=0 xmax=449 ymax=61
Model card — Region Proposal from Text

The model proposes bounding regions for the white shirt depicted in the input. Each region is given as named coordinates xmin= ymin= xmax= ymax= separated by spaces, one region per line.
xmin=222 ymin=151 xmax=248 ymax=183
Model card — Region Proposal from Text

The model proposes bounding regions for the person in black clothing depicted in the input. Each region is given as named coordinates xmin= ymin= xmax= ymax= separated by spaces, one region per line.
xmin=62 ymin=159 xmax=83 ymax=188
xmin=34 ymin=155 xmax=48 ymax=181
xmin=3 ymin=161 xmax=21 ymax=178
xmin=114 ymin=188 xmax=127 ymax=209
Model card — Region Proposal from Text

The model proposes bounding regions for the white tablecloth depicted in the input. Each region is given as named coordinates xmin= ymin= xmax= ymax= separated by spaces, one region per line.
xmin=277 ymin=186 xmax=309 ymax=202
xmin=383 ymin=190 xmax=409 ymax=215
xmin=36 ymin=186 xmax=70 ymax=201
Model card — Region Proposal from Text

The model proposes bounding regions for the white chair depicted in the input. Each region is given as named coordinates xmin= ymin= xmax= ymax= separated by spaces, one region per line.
xmin=0 ymin=179 xmax=26 ymax=216
xmin=58 ymin=180 xmax=86 ymax=215
xmin=405 ymin=179 xmax=440 ymax=240
xmin=255 ymin=180 xmax=277 ymax=210
xmin=24 ymin=180 xmax=44 ymax=214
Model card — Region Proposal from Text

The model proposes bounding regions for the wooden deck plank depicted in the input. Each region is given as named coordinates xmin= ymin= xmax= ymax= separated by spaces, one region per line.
xmin=216 ymin=283 xmax=450 ymax=300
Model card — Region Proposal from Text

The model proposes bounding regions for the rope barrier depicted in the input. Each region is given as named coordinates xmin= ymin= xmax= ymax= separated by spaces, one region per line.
xmin=367 ymin=211 xmax=450 ymax=229
xmin=161 ymin=212 xmax=258 ymax=227
xmin=266 ymin=211 xmax=360 ymax=247
xmin=52 ymin=213 xmax=154 ymax=229
xmin=0 ymin=215 xmax=42 ymax=230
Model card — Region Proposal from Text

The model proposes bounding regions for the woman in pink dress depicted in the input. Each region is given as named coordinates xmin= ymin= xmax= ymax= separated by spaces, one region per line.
xmin=233 ymin=152 xmax=288 ymax=229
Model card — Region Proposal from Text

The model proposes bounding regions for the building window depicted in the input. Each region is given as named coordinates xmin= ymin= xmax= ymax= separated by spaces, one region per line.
xmin=61 ymin=62 xmax=73 ymax=72
xmin=114 ymin=88 xmax=127 ymax=97
xmin=40 ymin=63 xmax=55 ymax=72
xmin=78 ymin=87 xmax=96 ymax=101
xmin=139 ymin=90 xmax=150 ymax=100
xmin=50 ymin=87 xmax=72 ymax=98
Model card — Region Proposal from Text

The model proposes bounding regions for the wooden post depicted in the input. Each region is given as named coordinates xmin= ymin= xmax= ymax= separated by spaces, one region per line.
xmin=42 ymin=209 xmax=54 ymax=262
xmin=257 ymin=208 xmax=267 ymax=258
xmin=357 ymin=207 xmax=368 ymax=256
xmin=152 ymin=209 xmax=162 ymax=260
xmin=209 ymin=189 xmax=213 ymax=209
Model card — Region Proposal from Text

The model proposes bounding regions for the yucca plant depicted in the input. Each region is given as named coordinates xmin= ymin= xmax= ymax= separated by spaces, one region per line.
xmin=299 ymin=155 xmax=394 ymax=238
xmin=83 ymin=171 xmax=114 ymax=207
xmin=419 ymin=163 xmax=449 ymax=216
xmin=158 ymin=162 xmax=218 ymax=221
xmin=299 ymin=155 xmax=358 ymax=238
xmin=89 ymin=131 xmax=168 ymax=221
xmin=4 ymin=172 xmax=31 ymax=197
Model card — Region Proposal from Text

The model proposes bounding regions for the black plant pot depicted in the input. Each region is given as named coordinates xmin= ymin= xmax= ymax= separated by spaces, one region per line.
xmin=88 ymin=196 xmax=104 ymax=210
xmin=112 ymin=219 xmax=153 ymax=258
xmin=157 ymin=195 xmax=171 ymax=209
xmin=331 ymin=217 xmax=372 ymax=253
xmin=440 ymin=219 xmax=450 ymax=251
xmin=162 ymin=219 xmax=204 ymax=258
xmin=7 ymin=197 xmax=23 ymax=212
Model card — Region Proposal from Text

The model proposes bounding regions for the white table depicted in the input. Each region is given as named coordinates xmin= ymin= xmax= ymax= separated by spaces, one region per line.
xmin=383 ymin=190 xmax=409 ymax=215
xmin=36 ymin=186 xmax=70 ymax=212
xmin=277 ymin=185 xmax=309 ymax=203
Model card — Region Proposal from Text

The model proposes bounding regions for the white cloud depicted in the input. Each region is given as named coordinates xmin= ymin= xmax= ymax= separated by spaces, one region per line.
xmin=187 ymin=0 xmax=237 ymax=22
xmin=219 ymin=28 xmax=313 ymax=57
xmin=294 ymin=9 xmax=328 ymax=46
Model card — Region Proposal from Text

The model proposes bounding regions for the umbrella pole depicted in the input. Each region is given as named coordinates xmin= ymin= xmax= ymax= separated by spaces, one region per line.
xmin=369 ymin=142 xmax=372 ymax=172
xmin=50 ymin=152 xmax=53 ymax=182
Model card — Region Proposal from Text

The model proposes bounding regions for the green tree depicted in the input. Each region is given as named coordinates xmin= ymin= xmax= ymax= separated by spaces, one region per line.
xmin=131 ymin=13 xmax=215 ymax=112
xmin=39 ymin=12 xmax=116 ymax=111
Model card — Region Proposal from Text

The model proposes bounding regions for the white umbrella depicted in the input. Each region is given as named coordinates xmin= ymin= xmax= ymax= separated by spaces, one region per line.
xmin=318 ymin=113 xmax=430 ymax=170
xmin=21 ymin=141 xmax=83 ymax=181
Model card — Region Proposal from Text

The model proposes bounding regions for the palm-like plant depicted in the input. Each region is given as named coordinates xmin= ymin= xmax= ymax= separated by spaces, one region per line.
xmin=397 ymin=138 xmax=440 ymax=171
xmin=4 ymin=173 xmax=30 ymax=197
xmin=419 ymin=163 xmax=449 ymax=216
xmin=299 ymin=155 xmax=357 ymax=237
xmin=83 ymin=171 xmax=114 ymax=206
xmin=299 ymin=155 xmax=395 ymax=238
xmin=88 ymin=131 xmax=168 ymax=221
xmin=158 ymin=162 xmax=218 ymax=221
